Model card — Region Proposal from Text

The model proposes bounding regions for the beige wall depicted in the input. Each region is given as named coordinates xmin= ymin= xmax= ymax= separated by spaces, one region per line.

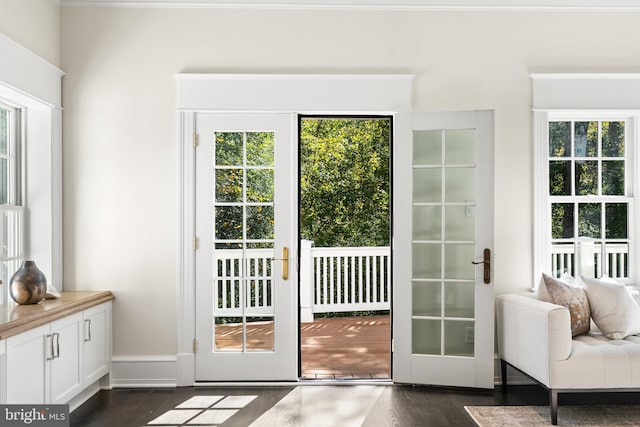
xmin=59 ymin=6 xmax=640 ymax=357
xmin=0 ymin=0 xmax=59 ymax=67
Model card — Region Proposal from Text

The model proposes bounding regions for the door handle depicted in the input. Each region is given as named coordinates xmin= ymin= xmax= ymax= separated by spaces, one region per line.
xmin=471 ymin=248 xmax=491 ymax=284
xmin=46 ymin=334 xmax=54 ymax=361
xmin=85 ymin=319 xmax=92 ymax=342
xmin=272 ymin=247 xmax=289 ymax=281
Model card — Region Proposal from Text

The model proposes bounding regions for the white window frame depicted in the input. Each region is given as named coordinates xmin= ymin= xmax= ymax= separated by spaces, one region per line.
xmin=532 ymin=74 xmax=640 ymax=286
xmin=0 ymin=33 xmax=64 ymax=294
xmin=0 ymin=101 xmax=25 ymax=304
xmin=535 ymin=111 xmax=636 ymax=284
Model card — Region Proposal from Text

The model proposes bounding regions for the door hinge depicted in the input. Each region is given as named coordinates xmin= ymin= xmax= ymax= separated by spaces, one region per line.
xmin=193 ymin=338 xmax=197 ymax=353
xmin=391 ymin=338 xmax=394 ymax=353
xmin=193 ymin=237 xmax=198 ymax=251
xmin=193 ymin=133 xmax=199 ymax=148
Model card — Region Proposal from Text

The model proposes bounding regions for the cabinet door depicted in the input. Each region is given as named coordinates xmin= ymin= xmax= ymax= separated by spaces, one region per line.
xmin=83 ymin=302 xmax=111 ymax=385
xmin=5 ymin=324 xmax=49 ymax=404
xmin=50 ymin=312 xmax=83 ymax=404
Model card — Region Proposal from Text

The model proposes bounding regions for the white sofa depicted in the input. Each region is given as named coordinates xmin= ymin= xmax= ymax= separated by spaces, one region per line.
xmin=497 ymin=293 xmax=640 ymax=425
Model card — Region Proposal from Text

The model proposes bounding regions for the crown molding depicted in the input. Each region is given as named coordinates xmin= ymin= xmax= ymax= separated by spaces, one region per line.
xmin=58 ymin=0 xmax=640 ymax=11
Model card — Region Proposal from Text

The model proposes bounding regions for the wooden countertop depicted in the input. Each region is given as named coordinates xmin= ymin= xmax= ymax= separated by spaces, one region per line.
xmin=0 ymin=291 xmax=114 ymax=339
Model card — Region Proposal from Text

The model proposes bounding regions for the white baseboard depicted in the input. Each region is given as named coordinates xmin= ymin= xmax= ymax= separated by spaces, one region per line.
xmin=68 ymin=378 xmax=109 ymax=412
xmin=110 ymin=354 xmax=533 ymax=388
xmin=111 ymin=356 xmax=178 ymax=388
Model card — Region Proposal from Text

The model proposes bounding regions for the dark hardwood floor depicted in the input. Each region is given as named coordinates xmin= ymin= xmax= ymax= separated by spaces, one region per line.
xmin=70 ymin=383 xmax=640 ymax=427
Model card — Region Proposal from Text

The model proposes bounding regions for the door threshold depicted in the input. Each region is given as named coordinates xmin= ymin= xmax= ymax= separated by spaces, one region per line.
xmin=193 ymin=379 xmax=393 ymax=387
xmin=298 ymin=378 xmax=393 ymax=386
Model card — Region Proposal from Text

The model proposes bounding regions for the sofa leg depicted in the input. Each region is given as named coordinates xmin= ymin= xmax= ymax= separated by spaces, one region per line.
xmin=500 ymin=359 xmax=507 ymax=388
xmin=549 ymin=389 xmax=558 ymax=425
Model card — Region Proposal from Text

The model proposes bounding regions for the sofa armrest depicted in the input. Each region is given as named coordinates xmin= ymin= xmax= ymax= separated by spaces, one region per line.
xmin=497 ymin=293 xmax=572 ymax=387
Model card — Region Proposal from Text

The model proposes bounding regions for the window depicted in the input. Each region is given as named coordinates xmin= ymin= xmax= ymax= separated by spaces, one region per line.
xmin=538 ymin=113 xmax=635 ymax=284
xmin=0 ymin=101 xmax=24 ymax=303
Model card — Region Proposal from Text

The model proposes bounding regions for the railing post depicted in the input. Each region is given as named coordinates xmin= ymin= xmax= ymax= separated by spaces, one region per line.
xmin=577 ymin=237 xmax=596 ymax=278
xmin=300 ymin=239 xmax=314 ymax=323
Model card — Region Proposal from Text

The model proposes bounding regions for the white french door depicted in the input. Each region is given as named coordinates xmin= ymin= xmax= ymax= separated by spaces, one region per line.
xmin=194 ymin=113 xmax=297 ymax=381
xmin=393 ymin=111 xmax=495 ymax=388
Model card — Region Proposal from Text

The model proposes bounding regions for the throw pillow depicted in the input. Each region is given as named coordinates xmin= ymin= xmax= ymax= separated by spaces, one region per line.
xmin=538 ymin=273 xmax=591 ymax=336
xmin=582 ymin=277 xmax=640 ymax=339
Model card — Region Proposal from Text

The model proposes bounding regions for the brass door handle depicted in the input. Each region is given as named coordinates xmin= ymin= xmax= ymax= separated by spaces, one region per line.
xmin=272 ymin=247 xmax=289 ymax=280
xmin=471 ymin=248 xmax=491 ymax=284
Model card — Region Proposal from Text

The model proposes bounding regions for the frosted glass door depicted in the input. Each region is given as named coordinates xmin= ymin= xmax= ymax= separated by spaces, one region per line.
xmin=412 ymin=128 xmax=476 ymax=358
xmin=393 ymin=111 xmax=494 ymax=389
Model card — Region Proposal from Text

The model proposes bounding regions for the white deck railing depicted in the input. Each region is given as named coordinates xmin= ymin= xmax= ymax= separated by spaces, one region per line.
xmin=300 ymin=241 xmax=390 ymax=321
xmin=214 ymin=242 xmax=391 ymax=323
xmin=550 ymin=242 xmax=628 ymax=280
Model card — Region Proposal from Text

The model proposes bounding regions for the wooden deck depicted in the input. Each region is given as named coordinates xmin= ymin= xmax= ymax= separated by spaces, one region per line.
xmin=300 ymin=314 xmax=390 ymax=380
xmin=215 ymin=315 xmax=391 ymax=380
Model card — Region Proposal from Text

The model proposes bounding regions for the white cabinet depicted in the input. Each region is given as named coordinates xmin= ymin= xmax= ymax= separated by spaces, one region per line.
xmin=2 ymin=300 xmax=112 ymax=405
xmin=50 ymin=313 xmax=84 ymax=404
xmin=5 ymin=323 xmax=50 ymax=404
xmin=5 ymin=313 xmax=83 ymax=405
xmin=83 ymin=302 xmax=111 ymax=385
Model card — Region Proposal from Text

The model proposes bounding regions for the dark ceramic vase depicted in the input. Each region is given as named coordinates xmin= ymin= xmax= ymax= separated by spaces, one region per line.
xmin=9 ymin=261 xmax=47 ymax=305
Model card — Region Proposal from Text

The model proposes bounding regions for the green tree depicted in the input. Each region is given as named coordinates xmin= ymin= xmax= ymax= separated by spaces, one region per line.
xmin=300 ymin=118 xmax=390 ymax=247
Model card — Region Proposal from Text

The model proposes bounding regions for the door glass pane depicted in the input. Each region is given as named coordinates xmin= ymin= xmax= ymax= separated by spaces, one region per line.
xmin=213 ymin=131 xmax=276 ymax=353
xmin=215 ymin=206 xmax=243 ymax=240
xmin=445 ymin=168 xmax=474 ymax=203
xmin=214 ymin=317 xmax=243 ymax=352
xmin=246 ymin=206 xmax=274 ymax=240
xmin=444 ymin=282 xmax=474 ymax=318
xmin=246 ymin=317 xmax=274 ymax=351
xmin=445 ymin=205 xmax=474 ymax=241
xmin=444 ymin=320 xmax=474 ymax=357
xmin=444 ymin=129 xmax=474 ymax=165
xmin=444 ymin=243 xmax=474 ymax=280
xmin=215 ymin=132 xmax=243 ymax=166
xmin=413 ymin=169 xmax=441 ymax=203
xmin=412 ymin=206 xmax=441 ymax=241
xmin=412 ymin=281 xmax=441 ymax=317
xmin=413 ymin=130 xmax=441 ymax=165
xmin=215 ymin=169 xmax=243 ymax=202
xmin=246 ymin=169 xmax=274 ymax=202
xmin=412 ymin=319 xmax=440 ymax=355
xmin=411 ymin=124 xmax=478 ymax=361
xmin=246 ymin=132 xmax=274 ymax=166
xmin=412 ymin=243 xmax=441 ymax=279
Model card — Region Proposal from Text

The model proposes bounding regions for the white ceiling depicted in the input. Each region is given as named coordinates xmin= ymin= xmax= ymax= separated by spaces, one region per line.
xmin=58 ymin=0 xmax=640 ymax=10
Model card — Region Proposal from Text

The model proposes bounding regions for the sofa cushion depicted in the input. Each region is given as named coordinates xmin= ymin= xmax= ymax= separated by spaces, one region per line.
xmin=582 ymin=277 xmax=640 ymax=340
xmin=550 ymin=333 xmax=640 ymax=389
xmin=538 ymin=273 xmax=590 ymax=336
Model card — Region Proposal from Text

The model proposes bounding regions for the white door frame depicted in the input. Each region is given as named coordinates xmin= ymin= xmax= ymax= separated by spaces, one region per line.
xmin=176 ymin=74 xmax=414 ymax=385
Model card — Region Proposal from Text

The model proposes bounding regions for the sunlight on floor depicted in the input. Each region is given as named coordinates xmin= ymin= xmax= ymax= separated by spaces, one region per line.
xmin=147 ymin=395 xmax=257 ymax=426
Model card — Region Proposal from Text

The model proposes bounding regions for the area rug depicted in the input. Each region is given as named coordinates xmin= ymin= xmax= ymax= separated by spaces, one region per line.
xmin=465 ymin=405 xmax=640 ymax=426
